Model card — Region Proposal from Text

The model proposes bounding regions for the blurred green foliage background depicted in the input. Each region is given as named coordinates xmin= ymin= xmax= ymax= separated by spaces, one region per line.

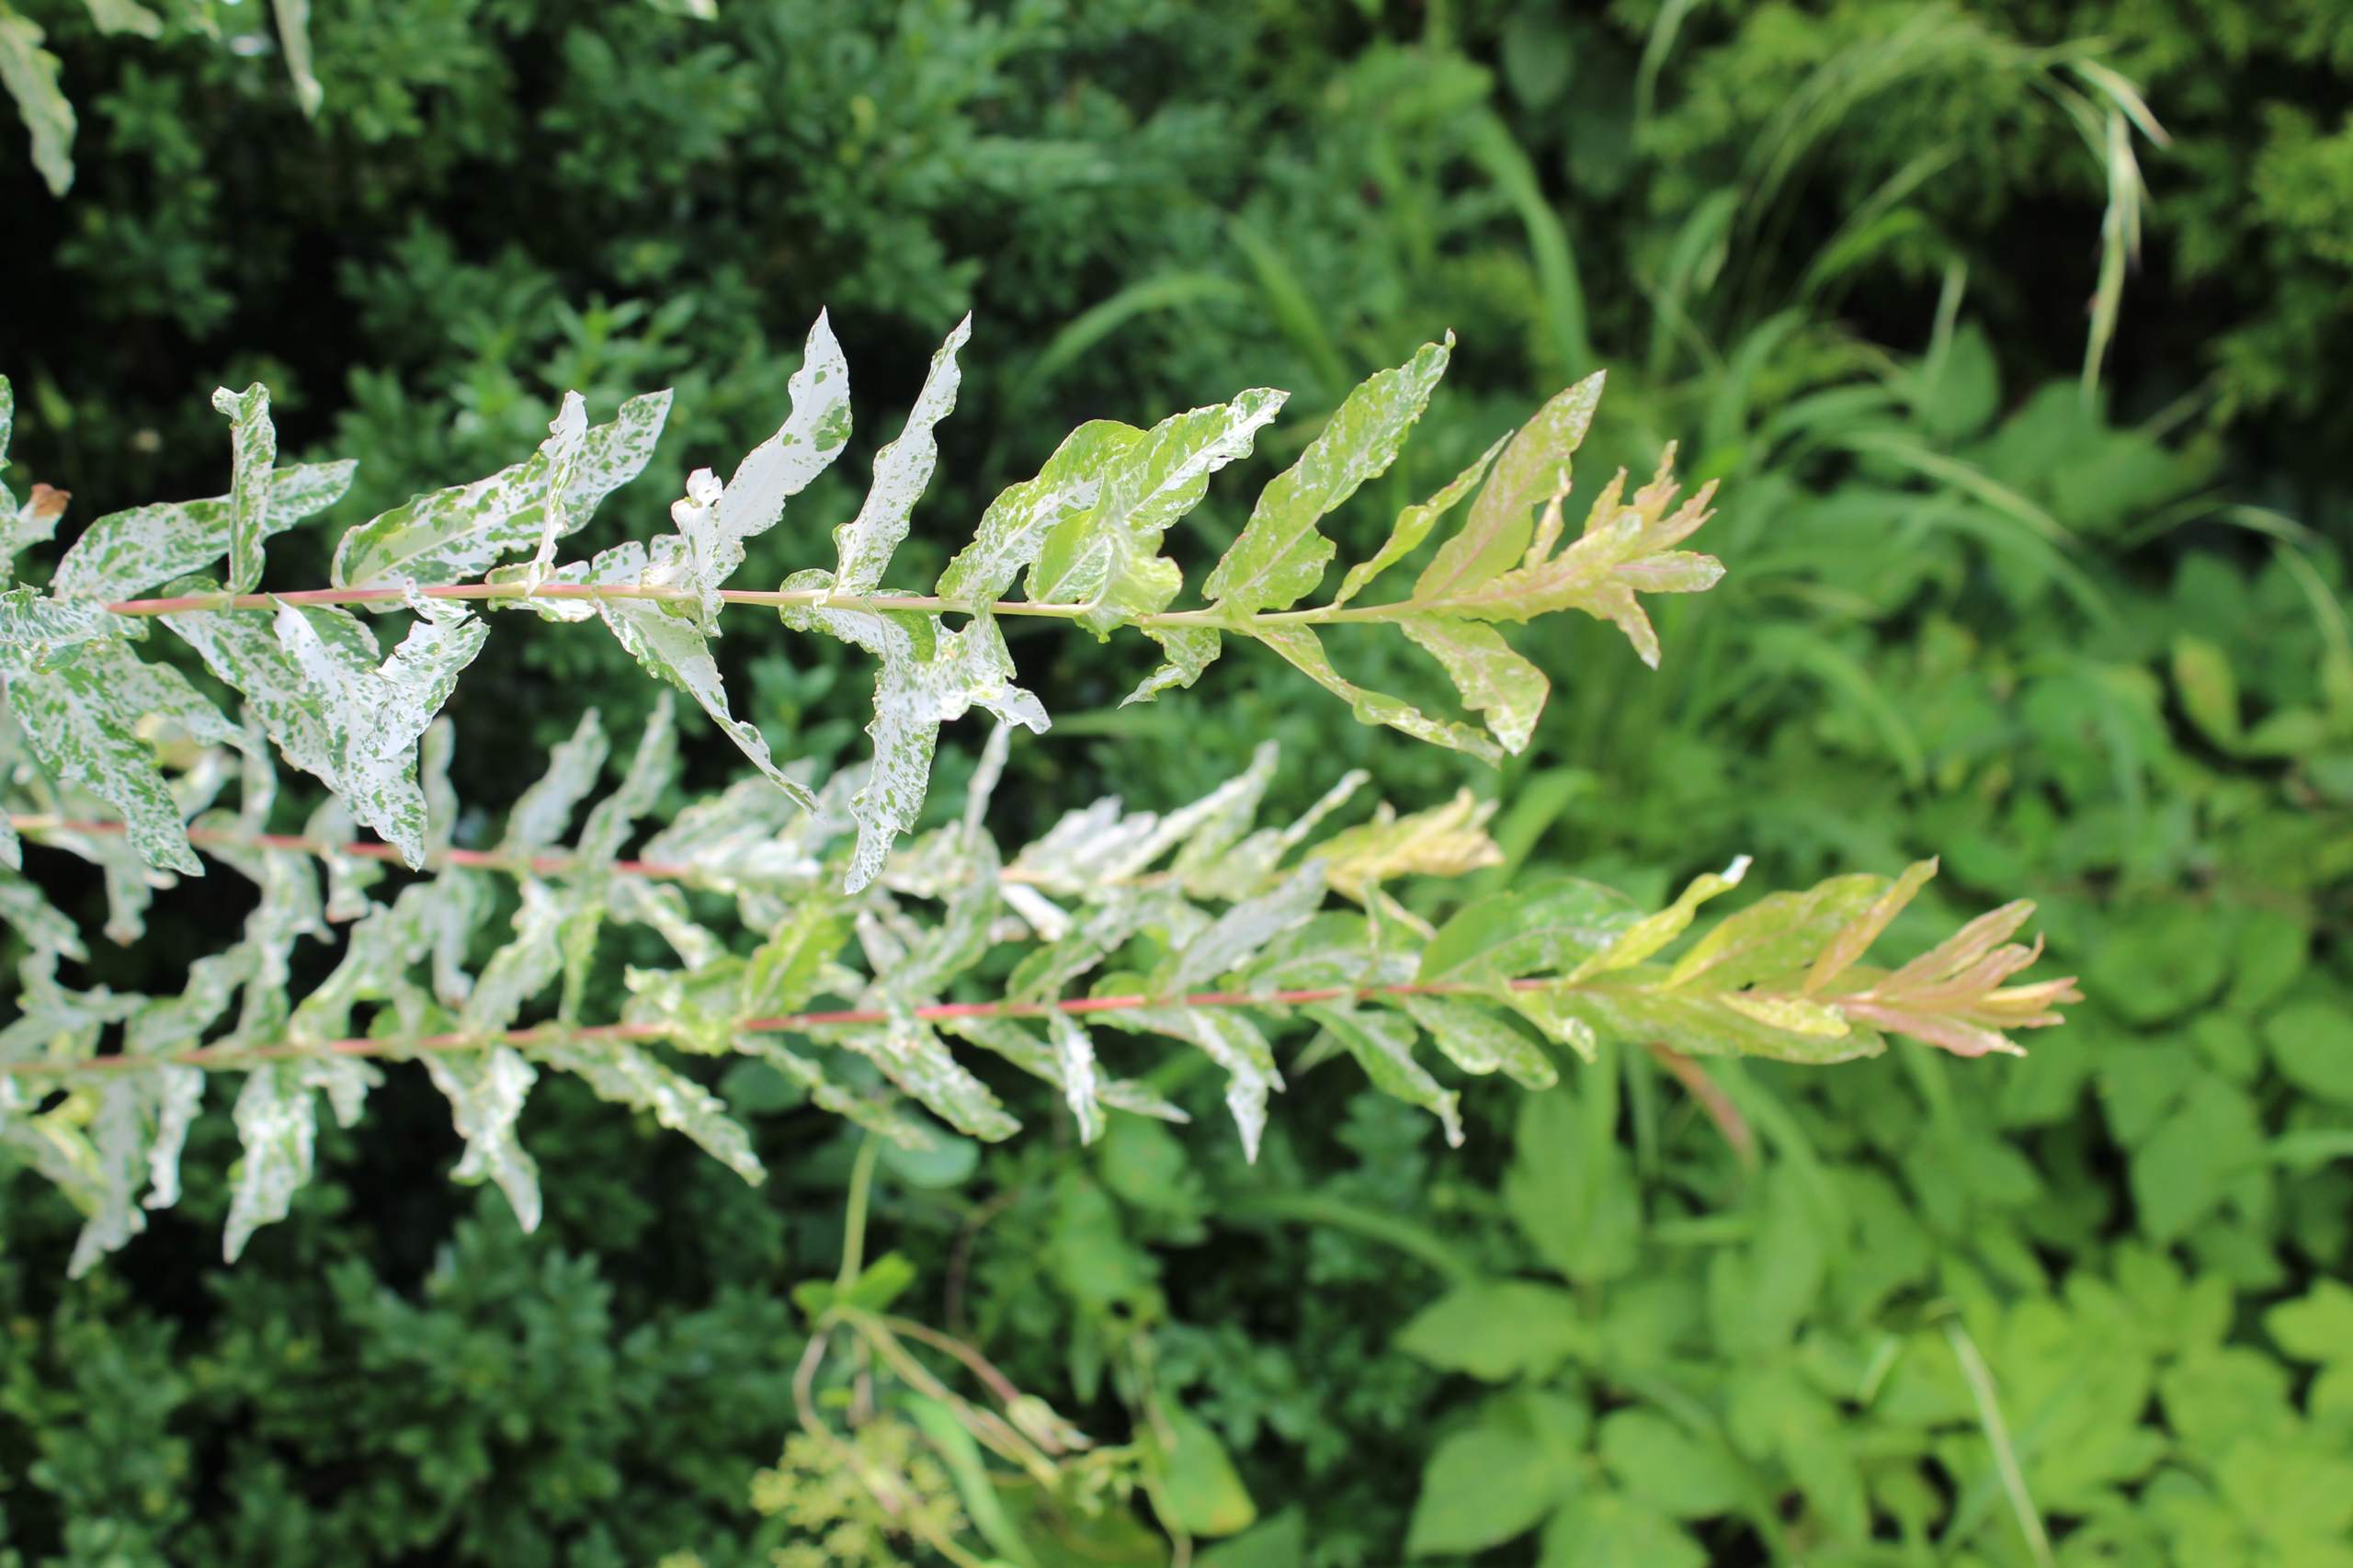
xmin=2 ymin=0 xmax=2349 ymax=1563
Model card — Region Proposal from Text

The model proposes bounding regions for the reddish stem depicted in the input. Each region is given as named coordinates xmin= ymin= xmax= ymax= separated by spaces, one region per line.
xmin=0 ymin=979 xmax=1532 ymax=1076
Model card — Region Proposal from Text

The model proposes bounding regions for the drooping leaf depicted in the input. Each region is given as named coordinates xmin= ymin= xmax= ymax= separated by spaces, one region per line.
xmin=1304 ymin=1003 xmax=1462 ymax=1145
xmin=0 ymin=5 xmax=74 ymax=197
xmin=535 ymin=1036 xmax=765 ymax=1183
xmin=1204 ymin=336 xmax=1451 ymax=614
xmin=222 ymin=1054 xmax=380 ymax=1261
xmin=1400 ymin=617 xmax=1549 ymax=754
xmin=165 ymin=592 xmax=488 ymax=867
xmin=782 ymin=575 xmax=1047 ymax=891
xmin=1256 ymin=623 xmax=1502 ymax=762
xmin=4 ymin=642 xmax=210 ymax=874
xmin=421 ymin=1044 xmax=541 ymax=1230
xmin=1395 ymin=994 xmax=1557 ymax=1089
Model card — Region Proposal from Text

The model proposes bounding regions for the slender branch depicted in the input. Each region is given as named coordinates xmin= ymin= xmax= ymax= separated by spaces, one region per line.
xmin=8 ymin=813 xmax=701 ymax=885
xmin=93 ymin=574 xmax=1419 ymax=630
xmin=3 ymin=976 xmax=1580 ymax=1076
xmin=837 ymin=1133 xmax=881 ymax=1289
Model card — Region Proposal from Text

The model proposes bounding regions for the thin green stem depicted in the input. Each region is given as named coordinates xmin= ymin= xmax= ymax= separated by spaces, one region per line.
xmin=837 ymin=1132 xmax=882 ymax=1290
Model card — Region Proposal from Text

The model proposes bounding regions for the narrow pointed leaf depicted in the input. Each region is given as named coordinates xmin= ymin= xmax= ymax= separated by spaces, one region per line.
xmin=1335 ymin=432 xmax=1508 ymax=606
xmin=1400 ymin=617 xmax=1549 ymax=754
xmin=1415 ymin=370 xmax=1605 ymax=600
xmin=1205 ymin=336 xmax=1450 ymax=614
xmin=210 ymin=384 xmax=276 ymax=595
xmin=1256 ymin=623 xmax=1501 ymax=763
xmin=831 ymin=315 xmax=968 ymax=596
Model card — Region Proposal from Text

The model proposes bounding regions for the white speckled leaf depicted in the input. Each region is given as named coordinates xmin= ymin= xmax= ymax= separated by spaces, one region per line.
xmin=423 ymin=1045 xmax=541 ymax=1230
xmin=1027 ymin=388 xmax=1287 ymax=633
xmin=1159 ymin=863 xmax=1326 ymax=994
xmin=210 ymin=384 xmax=276 ymax=595
xmin=1303 ymin=1003 xmax=1461 ymax=1146
xmin=1205 ymin=336 xmax=1450 ymax=614
xmin=66 ymin=1059 xmax=206 ymax=1278
xmin=831 ymin=315 xmax=968 ymax=596
xmin=663 ymin=313 xmax=851 ymax=627
xmin=1400 ymin=616 xmax=1549 ymax=755
xmin=600 ymin=597 xmax=811 ymax=812
xmin=1123 ymin=625 xmax=1221 ymax=708
xmin=503 ymin=709 xmax=608 ymax=854
xmin=55 ymin=460 xmax=356 ymax=602
xmin=1255 ymin=623 xmax=1502 ymax=763
xmin=817 ymin=1012 xmax=1019 ymax=1142
xmin=270 ymin=597 xmax=490 ymax=867
xmin=936 ymin=419 xmax=1128 ymax=604
xmin=537 ymin=1037 xmax=764 ymax=1184
xmin=223 ymin=1055 xmax=381 ymax=1261
xmin=6 ymin=644 xmax=205 ymax=874
xmin=1567 ymin=857 xmax=1751 ymax=983
xmin=461 ymin=879 xmax=567 ymax=1035
xmin=0 ymin=8 xmax=74 ymax=197
xmin=333 ymin=391 xmax=669 ymax=594
xmin=1394 ymin=994 xmax=1558 ymax=1090
xmin=1101 ymin=1004 xmax=1281 ymax=1161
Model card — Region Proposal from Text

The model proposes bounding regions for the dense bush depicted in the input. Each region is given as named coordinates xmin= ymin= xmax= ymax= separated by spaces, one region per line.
xmin=2 ymin=2 xmax=2347 ymax=1564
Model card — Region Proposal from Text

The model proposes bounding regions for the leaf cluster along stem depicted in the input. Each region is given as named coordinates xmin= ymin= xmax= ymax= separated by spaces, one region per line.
xmin=95 ymin=577 xmax=1414 ymax=631
xmin=0 ymin=977 xmax=1573 ymax=1077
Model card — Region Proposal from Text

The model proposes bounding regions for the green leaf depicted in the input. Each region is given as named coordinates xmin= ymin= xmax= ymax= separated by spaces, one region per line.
xmin=1597 ymin=1411 xmax=1748 ymax=1518
xmin=1397 ymin=1278 xmax=1586 ymax=1380
xmin=1415 ymin=370 xmax=1604 ymax=600
xmin=1400 ymin=615 xmax=1549 ymax=755
xmin=1505 ymin=1087 xmax=1640 ymax=1284
xmin=0 ymin=5 xmax=74 ymax=198
xmin=333 ymin=392 xmax=670 ymax=593
xmin=741 ymin=902 xmax=847 ymax=1019
xmin=1667 ymin=873 xmax=1885 ymax=989
xmin=1123 ymin=624 xmax=1222 ymax=707
xmin=1419 ymin=878 xmax=1643 ymax=984
xmin=1204 ymin=336 xmax=1450 ymax=614
xmin=1335 ymin=432 xmax=1507 ymax=607
xmin=1536 ymin=1493 xmax=1705 ymax=1568
xmin=1256 ymin=623 xmax=1501 ymax=762
xmin=57 ymin=461 xmax=356 ymax=602
xmin=1567 ymin=858 xmax=1749 ymax=982
xmin=829 ymin=315 xmax=967 ymax=597
xmin=2264 ymin=1000 xmax=2353 ymax=1105
xmin=1028 ymin=389 xmax=1286 ymax=633
xmin=1145 ymin=1405 xmax=1257 ymax=1540
xmin=210 ymin=384 xmax=277 ymax=595
xmin=1406 ymin=1389 xmax=1588 ymax=1556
